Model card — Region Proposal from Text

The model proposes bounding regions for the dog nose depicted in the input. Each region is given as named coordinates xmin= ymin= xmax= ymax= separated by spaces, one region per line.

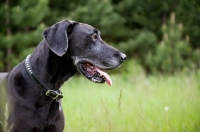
xmin=120 ymin=53 xmax=126 ymax=62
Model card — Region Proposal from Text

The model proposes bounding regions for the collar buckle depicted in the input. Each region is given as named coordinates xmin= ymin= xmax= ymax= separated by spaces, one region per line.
xmin=45 ymin=90 xmax=63 ymax=100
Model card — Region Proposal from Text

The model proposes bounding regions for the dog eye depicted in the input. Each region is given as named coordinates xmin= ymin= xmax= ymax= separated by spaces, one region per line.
xmin=92 ymin=34 xmax=98 ymax=39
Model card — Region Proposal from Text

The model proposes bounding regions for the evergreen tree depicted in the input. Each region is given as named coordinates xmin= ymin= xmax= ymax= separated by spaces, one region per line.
xmin=145 ymin=13 xmax=199 ymax=73
xmin=0 ymin=0 xmax=49 ymax=71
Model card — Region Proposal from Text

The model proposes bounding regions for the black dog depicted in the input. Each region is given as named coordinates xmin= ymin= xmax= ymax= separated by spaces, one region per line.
xmin=0 ymin=20 xmax=126 ymax=132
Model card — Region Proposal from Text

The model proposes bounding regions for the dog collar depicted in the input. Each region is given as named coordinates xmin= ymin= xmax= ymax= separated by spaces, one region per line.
xmin=25 ymin=54 xmax=63 ymax=100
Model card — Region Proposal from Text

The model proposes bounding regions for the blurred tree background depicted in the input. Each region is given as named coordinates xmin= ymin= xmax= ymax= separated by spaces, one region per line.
xmin=0 ymin=0 xmax=199 ymax=74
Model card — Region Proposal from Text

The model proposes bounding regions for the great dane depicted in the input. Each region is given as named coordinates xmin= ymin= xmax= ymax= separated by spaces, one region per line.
xmin=0 ymin=20 xmax=126 ymax=132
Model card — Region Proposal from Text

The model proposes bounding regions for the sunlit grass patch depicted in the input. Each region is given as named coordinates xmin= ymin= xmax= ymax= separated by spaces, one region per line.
xmin=62 ymin=72 xmax=200 ymax=132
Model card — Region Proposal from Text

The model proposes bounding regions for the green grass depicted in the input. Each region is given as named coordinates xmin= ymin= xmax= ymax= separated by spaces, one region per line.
xmin=62 ymin=72 xmax=200 ymax=132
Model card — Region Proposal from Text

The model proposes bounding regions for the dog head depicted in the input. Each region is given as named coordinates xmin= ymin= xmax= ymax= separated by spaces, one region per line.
xmin=43 ymin=20 xmax=126 ymax=86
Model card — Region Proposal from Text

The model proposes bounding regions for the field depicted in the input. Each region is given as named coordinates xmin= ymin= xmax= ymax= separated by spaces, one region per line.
xmin=62 ymin=70 xmax=200 ymax=132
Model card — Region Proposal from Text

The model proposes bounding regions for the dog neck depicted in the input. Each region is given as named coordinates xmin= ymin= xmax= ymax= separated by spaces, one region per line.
xmin=28 ymin=40 xmax=77 ymax=91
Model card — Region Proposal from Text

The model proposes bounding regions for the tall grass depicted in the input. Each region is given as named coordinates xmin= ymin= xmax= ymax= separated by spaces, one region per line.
xmin=62 ymin=70 xmax=200 ymax=132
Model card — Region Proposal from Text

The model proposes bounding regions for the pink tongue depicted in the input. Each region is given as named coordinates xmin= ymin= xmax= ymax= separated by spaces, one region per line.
xmin=96 ymin=68 xmax=112 ymax=86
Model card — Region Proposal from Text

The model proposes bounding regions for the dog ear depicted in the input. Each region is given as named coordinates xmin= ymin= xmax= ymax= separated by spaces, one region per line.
xmin=43 ymin=20 xmax=76 ymax=56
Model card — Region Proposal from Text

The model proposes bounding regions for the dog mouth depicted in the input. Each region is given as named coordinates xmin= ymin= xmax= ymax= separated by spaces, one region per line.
xmin=77 ymin=62 xmax=112 ymax=86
